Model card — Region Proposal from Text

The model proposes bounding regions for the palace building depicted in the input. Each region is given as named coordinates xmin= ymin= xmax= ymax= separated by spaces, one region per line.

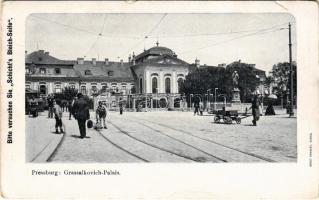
xmin=25 ymin=44 xmax=266 ymax=110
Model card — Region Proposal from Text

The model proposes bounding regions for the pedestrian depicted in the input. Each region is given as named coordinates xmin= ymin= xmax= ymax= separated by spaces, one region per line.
xmin=96 ymin=101 xmax=107 ymax=129
xmin=29 ymin=96 xmax=38 ymax=117
xmin=67 ymin=100 xmax=73 ymax=120
xmin=250 ymin=94 xmax=261 ymax=126
xmin=194 ymin=102 xmax=199 ymax=116
xmin=47 ymin=95 xmax=54 ymax=118
xmin=61 ymin=100 xmax=65 ymax=112
xmin=53 ymin=99 xmax=64 ymax=134
xmin=119 ymin=99 xmax=124 ymax=115
xmin=72 ymin=93 xmax=90 ymax=139
xmin=265 ymin=101 xmax=276 ymax=115
xmin=199 ymin=102 xmax=204 ymax=116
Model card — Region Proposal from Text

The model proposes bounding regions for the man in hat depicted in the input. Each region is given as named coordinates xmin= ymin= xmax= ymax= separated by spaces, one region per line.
xmin=250 ymin=92 xmax=261 ymax=126
xmin=72 ymin=93 xmax=90 ymax=138
xmin=96 ymin=101 xmax=107 ymax=129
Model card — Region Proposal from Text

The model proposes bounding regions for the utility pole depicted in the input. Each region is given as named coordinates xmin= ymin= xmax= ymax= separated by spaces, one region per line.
xmin=288 ymin=23 xmax=294 ymax=116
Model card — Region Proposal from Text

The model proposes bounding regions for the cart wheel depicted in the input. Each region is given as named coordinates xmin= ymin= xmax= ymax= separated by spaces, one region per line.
xmin=224 ymin=116 xmax=232 ymax=124
xmin=236 ymin=118 xmax=241 ymax=124
xmin=214 ymin=116 xmax=220 ymax=122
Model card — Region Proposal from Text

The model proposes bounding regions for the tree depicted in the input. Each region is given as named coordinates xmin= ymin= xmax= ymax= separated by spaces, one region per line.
xmin=268 ymin=62 xmax=297 ymax=105
xmin=54 ymin=86 xmax=78 ymax=101
xmin=180 ymin=61 xmax=260 ymax=104
xmin=225 ymin=61 xmax=260 ymax=102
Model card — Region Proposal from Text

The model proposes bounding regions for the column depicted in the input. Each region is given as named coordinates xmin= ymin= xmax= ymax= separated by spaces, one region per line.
xmin=48 ymin=82 xmax=53 ymax=94
xmin=172 ymin=71 xmax=177 ymax=93
xmin=145 ymin=70 xmax=151 ymax=93
xmin=159 ymin=71 xmax=164 ymax=93
xmin=133 ymin=99 xmax=136 ymax=112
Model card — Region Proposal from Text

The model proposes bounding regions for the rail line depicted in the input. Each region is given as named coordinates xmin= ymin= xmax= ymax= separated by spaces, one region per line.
xmin=108 ymin=121 xmax=208 ymax=162
xmin=134 ymin=117 xmax=276 ymax=162
xmin=46 ymin=131 xmax=67 ymax=162
xmin=121 ymin=118 xmax=227 ymax=162
xmin=96 ymin=129 xmax=149 ymax=162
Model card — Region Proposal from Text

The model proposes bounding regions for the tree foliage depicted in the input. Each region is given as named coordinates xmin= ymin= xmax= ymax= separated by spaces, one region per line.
xmin=268 ymin=62 xmax=297 ymax=97
xmin=54 ymin=86 xmax=78 ymax=101
xmin=179 ymin=61 xmax=260 ymax=104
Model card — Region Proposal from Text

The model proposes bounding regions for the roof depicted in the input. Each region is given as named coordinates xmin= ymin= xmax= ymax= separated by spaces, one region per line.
xmin=73 ymin=60 xmax=134 ymax=81
xmin=134 ymin=46 xmax=175 ymax=61
xmin=25 ymin=50 xmax=74 ymax=65
xmin=25 ymin=50 xmax=134 ymax=82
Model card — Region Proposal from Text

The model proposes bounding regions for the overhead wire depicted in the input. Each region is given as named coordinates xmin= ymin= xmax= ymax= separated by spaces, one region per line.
xmin=119 ymin=13 xmax=168 ymax=58
xmin=179 ymin=23 xmax=292 ymax=55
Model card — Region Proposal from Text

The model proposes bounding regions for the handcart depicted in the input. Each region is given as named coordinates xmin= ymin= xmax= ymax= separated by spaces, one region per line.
xmin=214 ymin=110 xmax=241 ymax=124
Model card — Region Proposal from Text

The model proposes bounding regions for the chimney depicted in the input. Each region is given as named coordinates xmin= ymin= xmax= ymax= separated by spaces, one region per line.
xmin=77 ymin=58 xmax=84 ymax=65
xmin=128 ymin=54 xmax=131 ymax=64
xmin=195 ymin=58 xmax=200 ymax=68
xmin=120 ymin=59 xmax=123 ymax=66
xmin=132 ymin=52 xmax=136 ymax=65
xmin=105 ymin=58 xmax=109 ymax=65
xmin=25 ymin=50 xmax=28 ymax=55
xmin=45 ymin=51 xmax=49 ymax=55
xmin=92 ymin=58 xmax=96 ymax=66
xmin=39 ymin=50 xmax=44 ymax=54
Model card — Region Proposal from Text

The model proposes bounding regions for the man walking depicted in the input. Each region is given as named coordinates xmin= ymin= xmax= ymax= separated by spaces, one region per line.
xmin=72 ymin=93 xmax=90 ymax=139
xmin=47 ymin=95 xmax=54 ymax=118
xmin=251 ymin=94 xmax=261 ymax=126
xmin=96 ymin=101 xmax=107 ymax=129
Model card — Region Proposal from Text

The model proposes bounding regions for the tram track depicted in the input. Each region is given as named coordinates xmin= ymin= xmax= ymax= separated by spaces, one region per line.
xmin=95 ymin=129 xmax=149 ymax=162
xmin=133 ymin=117 xmax=276 ymax=162
xmin=119 ymin=117 xmax=227 ymax=162
xmin=108 ymin=121 xmax=209 ymax=162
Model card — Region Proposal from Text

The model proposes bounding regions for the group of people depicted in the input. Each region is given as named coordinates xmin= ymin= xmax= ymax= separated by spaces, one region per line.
xmin=193 ymin=102 xmax=204 ymax=116
xmin=47 ymin=93 xmax=116 ymax=138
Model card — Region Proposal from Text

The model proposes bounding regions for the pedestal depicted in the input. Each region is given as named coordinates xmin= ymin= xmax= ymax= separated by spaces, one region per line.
xmin=231 ymin=88 xmax=241 ymax=103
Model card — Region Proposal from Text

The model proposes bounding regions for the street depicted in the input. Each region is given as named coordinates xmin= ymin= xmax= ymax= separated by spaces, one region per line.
xmin=26 ymin=110 xmax=297 ymax=163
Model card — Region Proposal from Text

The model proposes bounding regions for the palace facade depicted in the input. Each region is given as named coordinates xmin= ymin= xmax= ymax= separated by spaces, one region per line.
xmin=25 ymin=44 xmax=266 ymax=110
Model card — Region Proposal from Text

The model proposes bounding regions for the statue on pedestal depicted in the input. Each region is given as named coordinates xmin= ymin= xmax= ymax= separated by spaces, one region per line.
xmin=231 ymin=71 xmax=241 ymax=103
xmin=232 ymin=71 xmax=239 ymax=89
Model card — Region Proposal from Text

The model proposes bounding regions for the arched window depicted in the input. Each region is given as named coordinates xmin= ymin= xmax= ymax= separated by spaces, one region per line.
xmin=101 ymin=83 xmax=108 ymax=92
xmin=54 ymin=84 xmax=62 ymax=93
xmin=91 ymin=85 xmax=97 ymax=93
xmin=39 ymin=85 xmax=46 ymax=95
xmin=165 ymin=77 xmax=171 ymax=94
xmin=177 ymin=78 xmax=184 ymax=93
xmin=80 ymin=85 xmax=86 ymax=95
xmin=152 ymin=77 xmax=158 ymax=93
xmin=139 ymin=78 xmax=143 ymax=94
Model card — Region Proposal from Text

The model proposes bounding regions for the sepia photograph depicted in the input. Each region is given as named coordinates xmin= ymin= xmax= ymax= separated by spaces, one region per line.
xmin=25 ymin=13 xmax=297 ymax=163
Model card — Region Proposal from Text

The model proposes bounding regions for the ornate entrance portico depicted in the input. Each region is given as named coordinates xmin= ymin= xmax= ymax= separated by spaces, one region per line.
xmin=129 ymin=44 xmax=190 ymax=110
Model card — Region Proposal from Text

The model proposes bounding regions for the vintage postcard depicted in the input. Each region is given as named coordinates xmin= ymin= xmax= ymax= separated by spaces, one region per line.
xmin=1 ymin=1 xmax=318 ymax=199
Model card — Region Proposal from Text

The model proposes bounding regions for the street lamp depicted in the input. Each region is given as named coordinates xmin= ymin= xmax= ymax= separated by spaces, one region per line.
xmin=218 ymin=94 xmax=226 ymax=108
xmin=190 ymin=94 xmax=193 ymax=111
xmin=207 ymin=89 xmax=212 ymax=110
xmin=214 ymin=88 xmax=218 ymax=110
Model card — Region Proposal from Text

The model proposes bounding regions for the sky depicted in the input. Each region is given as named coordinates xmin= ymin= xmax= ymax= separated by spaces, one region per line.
xmin=26 ymin=13 xmax=296 ymax=73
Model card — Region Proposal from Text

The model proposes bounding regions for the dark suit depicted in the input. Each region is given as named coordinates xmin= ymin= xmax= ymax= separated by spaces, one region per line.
xmin=72 ymin=97 xmax=90 ymax=138
xmin=251 ymin=96 xmax=261 ymax=126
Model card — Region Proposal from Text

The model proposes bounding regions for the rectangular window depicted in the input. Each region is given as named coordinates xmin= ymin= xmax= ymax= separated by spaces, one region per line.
xmin=55 ymin=68 xmax=61 ymax=74
xmin=81 ymin=86 xmax=86 ymax=94
xmin=55 ymin=85 xmax=62 ymax=93
xmin=40 ymin=68 xmax=46 ymax=74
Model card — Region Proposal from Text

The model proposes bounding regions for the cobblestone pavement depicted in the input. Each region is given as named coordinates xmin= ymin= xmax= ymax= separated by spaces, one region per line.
xmin=26 ymin=110 xmax=296 ymax=163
